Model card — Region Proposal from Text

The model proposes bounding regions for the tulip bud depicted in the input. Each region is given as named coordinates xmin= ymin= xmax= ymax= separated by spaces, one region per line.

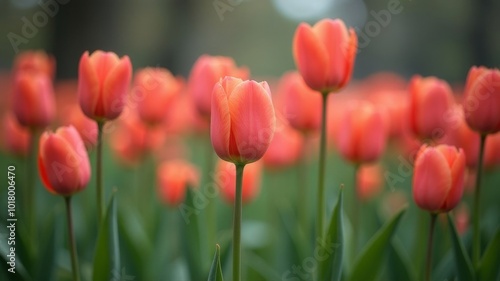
xmin=462 ymin=66 xmax=500 ymax=135
xmin=77 ymin=50 xmax=132 ymax=121
xmin=2 ymin=113 xmax=31 ymax=157
xmin=412 ymin=144 xmax=466 ymax=213
xmin=157 ymin=160 xmax=199 ymax=206
xmin=38 ymin=126 xmax=91 ymax=196
xmin=210 ymin=76 xmax=276 ymax=165
xmin=293 ymin=18 xmax=357 ymax=93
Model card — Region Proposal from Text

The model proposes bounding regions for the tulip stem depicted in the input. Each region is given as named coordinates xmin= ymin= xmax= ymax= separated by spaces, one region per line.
xmin=65 ymin=196 xmax=81 ymax=281
xmin=472 ymin=134 xmax=486 ymax=267
xmin=96 ymin=121 xmax=104 ymax=224
xmin=352 ymin=164 xmax=360 ymax=255
xmin=297 ymin=147 xmax=308 ymax=240
xmin=425 ymin=213 xmax=437 ymax=281
xmin=233 ymin=163 xmax=245 ymax=281
xmin=316 ymin=92 xmax=329 ymax=238
xmin=206 ymin=139 xmax=216 ymax=254
xmin=27 ymin=128 xmax=40 ymax=244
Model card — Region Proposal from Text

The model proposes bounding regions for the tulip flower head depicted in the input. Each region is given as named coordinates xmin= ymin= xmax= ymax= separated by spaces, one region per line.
xmin=408 ymin=75 xmax=454 ymax=140
xmin=412 ymin=144 xmax=466 ymax=213
xmin=293 ymin=18 xmax=357 ymax=93
xmin=2 ymin=113 xmax=31 ymax=157
xmin=77 ymin=50 xmax=132 ymax=121
xmin=336 ymin=101 xmax=387 ymax=164
xmin=38 ymin=126 xmax=91 ymax=196
xmin=12 ymin=71 xmax=56 ymax=128
xmin=462 ymin=66 xmax=500 ymax=135
xmin=157 ymin=160 xmax=200 ymax=207
xmin=356 ymin=164 xmax=383 ymax=202
xmin=189 ymin=55 xmax=249 ymax=118
xmin=210 ymin=76 xmax=276 ymax=165
xmin=263 ymin=120 xmax=304 ymax=169
xmin=134 ymin=67 xmax=182 ymax=125
xmin=13 ymin=50 xmax=55 ymax=78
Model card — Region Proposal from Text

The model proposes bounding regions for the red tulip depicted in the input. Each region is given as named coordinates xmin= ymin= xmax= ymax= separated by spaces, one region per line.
xmin=2 ymin=113 xmax=31 ymax=156
xmin=157 ymin=160 xmax=200 ymax=206
xmin=38 ymin=126 xmax=91 ymax=196
xmin=483 ymin=132 xmax=500 ymax=169
xmin=77 ymin=50 xmax=132 ymax=121
xmin=278 ymin=71 xmax=322 ymax=133
xmin=356 ymin=164 xmax=383 ymax=202
xmin=12 ymin=71 xmax=56 ymax=128
xmin=412 ymin=144 xmax=466 ymax=213
xmin=134 ymin=67 xmax=182 ymax=125
xmin=189 ymin=55 xmax=248 ymax=118
xmin=293 ymin=18 xmax=357 ymax=93
xmin=336 ymin=101 xmax=387 ymax=163
xmin=454 ymin=203 xmax=469 ymax=235
xmin=13 ymin=50 xmax=55 ymax=78
xmin=409 ymin=75 xmax=454 ymax=140
xmin=210 ymin=76 xmax=276 ymax=165
xmin=217 ymin=160 xmax=261 ymax=204
xmin=462 ymin=66 xmax=500 ymax=135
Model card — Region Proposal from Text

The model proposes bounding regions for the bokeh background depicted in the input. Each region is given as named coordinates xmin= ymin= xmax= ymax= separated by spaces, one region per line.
xmin=1 ymin=0 xmax=499 ymax=81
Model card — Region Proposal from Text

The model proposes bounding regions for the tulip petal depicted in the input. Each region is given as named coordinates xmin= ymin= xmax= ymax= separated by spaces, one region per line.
xmin=293 ymin=23 xmax=329 ymax=91
xmin=228 ymin=81 xmax=275 ymax=163
xmin=358 ymin=106 xmax=386 ymax=162
xmin=413 ymin=148 xmax=452 ymax=212
xmin=211 ymin=83 xmax=232 ymax=161
xmin=313 ymin=19 xmax=350 ymax=90
xmin=340 ymin=28 xmax=358 ymax=89
xmin=442 ymin=148 xmax=465 ymax=211
xmin=38 ymin=133 xmax=55 ymax=193
xmin=78 ymin=52 xmax=101 ymax=119
xmin=102 ymin=56 xmax=132 ymax=120
xmin=57 ymin=126 xmax=91 ymax=188
xmin=464 ymin=70 xmax=500 ymax=133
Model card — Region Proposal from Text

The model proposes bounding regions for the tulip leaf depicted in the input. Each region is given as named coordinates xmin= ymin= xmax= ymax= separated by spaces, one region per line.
xmin=318 ymin=188 xmax=343 ymax=281
xmin=348 ymin=207 xmax=406 ymax=281
xmin=447 ymin=214 xmax=476 ymax=281
xmin=207 ymin=244 xmax=224 ymax=281
xmin=388 ymin=238 xmax=417 ymax=281
xmin=92 ymin=195 xmax=120 ymax=281
xmin=478 ymin=227 xmax=500 ymax=281
xmin=180 ymin=188 xmax=204 ymax=281
xmin=37 ymin=211 xmax=63 ymax=281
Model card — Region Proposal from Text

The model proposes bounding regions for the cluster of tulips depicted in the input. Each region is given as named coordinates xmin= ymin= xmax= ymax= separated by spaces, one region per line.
xmin=1 ymin=18 xmax=499 ymax=281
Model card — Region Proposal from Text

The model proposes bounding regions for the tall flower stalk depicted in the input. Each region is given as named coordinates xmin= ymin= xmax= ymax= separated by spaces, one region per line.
xmin=472 ymin=134 xmax=486 ymax=266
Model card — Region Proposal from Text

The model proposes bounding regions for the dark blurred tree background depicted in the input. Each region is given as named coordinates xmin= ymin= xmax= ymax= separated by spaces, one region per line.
xmin=0 ymin=0 xmax=499 ymax=82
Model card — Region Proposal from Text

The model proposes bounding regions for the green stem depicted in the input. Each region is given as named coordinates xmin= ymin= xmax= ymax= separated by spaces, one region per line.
xmin=316 ymin=92 xmax=329 ymax=238
xmin=65 ymin=196 xmax=81 ymax=281
xmin=352 ymin=164 xmax=360 ymax=255
xmin=425 ymin=213 xmax=437 ymax=281
xmin=472 ymin=134 xmax=486 ymax=267
xmin=27 ymin=128 xmax=40 ymax=243
xmin=297 ymin=152 xmax=308 ymax=239
xmin=96 ymin=121 xmax=104 ymax=224
xmin=233 ymin=163 xmax=245 ymax=281
xmin=206 ymin=139 xmax=216 ymax=254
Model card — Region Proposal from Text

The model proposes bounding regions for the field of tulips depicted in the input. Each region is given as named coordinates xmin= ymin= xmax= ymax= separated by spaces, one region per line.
xmin=1 ymin=13 xmax=500 ymax=281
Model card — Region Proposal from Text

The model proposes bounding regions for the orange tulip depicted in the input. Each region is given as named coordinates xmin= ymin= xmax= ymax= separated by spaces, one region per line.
xmin=217 ymin=160 xmax=261 ymax=204
xmin=356 ymin=164 xmax=383 ymax=202
xmin=412 ymin=144 xmax=466 ymax=213
xmin=2 ymin=113 xmax=31 ymax=156
xmin=336 ymin=101 xmax=387 ymax=163
xmin=189 ymin=55 xmax=248 ymax=118
xmin=77 ymin=50 xmax=132 ymax=121
xmin=408 ymin=75 xmax=454 ymax=140
xmin=12 ymin=71 xmax=55 ymax=128
xmin=210 ymin=76 xmax=276 ymax=165
xmin=293 ymin=18 xmax=357 ymax=93
xmin=38 ymin=126 xmax=91 ymax=196
xmin=263 ymin=120 xmax=304 ymax=169
xmin=278 ymin=71 xmax=322 ymax=133
xmin=462 ymin=66 xmax=500 ymax=135
xmin=134 ymin=67 xmax=182 ymax=125
xmin=483 ymin=132 xmax=500 ymax=169
xmin=157 ymin=160 xmax=200 ymax=206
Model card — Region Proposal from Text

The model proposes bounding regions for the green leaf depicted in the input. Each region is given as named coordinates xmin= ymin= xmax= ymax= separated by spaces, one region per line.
xmin=388 ymin=238 xmax=417 ymax=281
xmin=180 ymin=188 xmax=204 ymax=281
xmin=92 ymin=195 xmax=120 ymax=281
xmin=207 ymin=244 xmax=224 ymax=281
xmin=318 ymin=188 xmax=343 ymax=281
xmin=447 ymin=214 xmax=475 ymax=281
xmin=348 ymin=207 xmax=407 ymax=281
xmin=478 ymin=227 xmax=500 ymax=281
xmin=36 ymin=212 xmax=63 ymax=281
